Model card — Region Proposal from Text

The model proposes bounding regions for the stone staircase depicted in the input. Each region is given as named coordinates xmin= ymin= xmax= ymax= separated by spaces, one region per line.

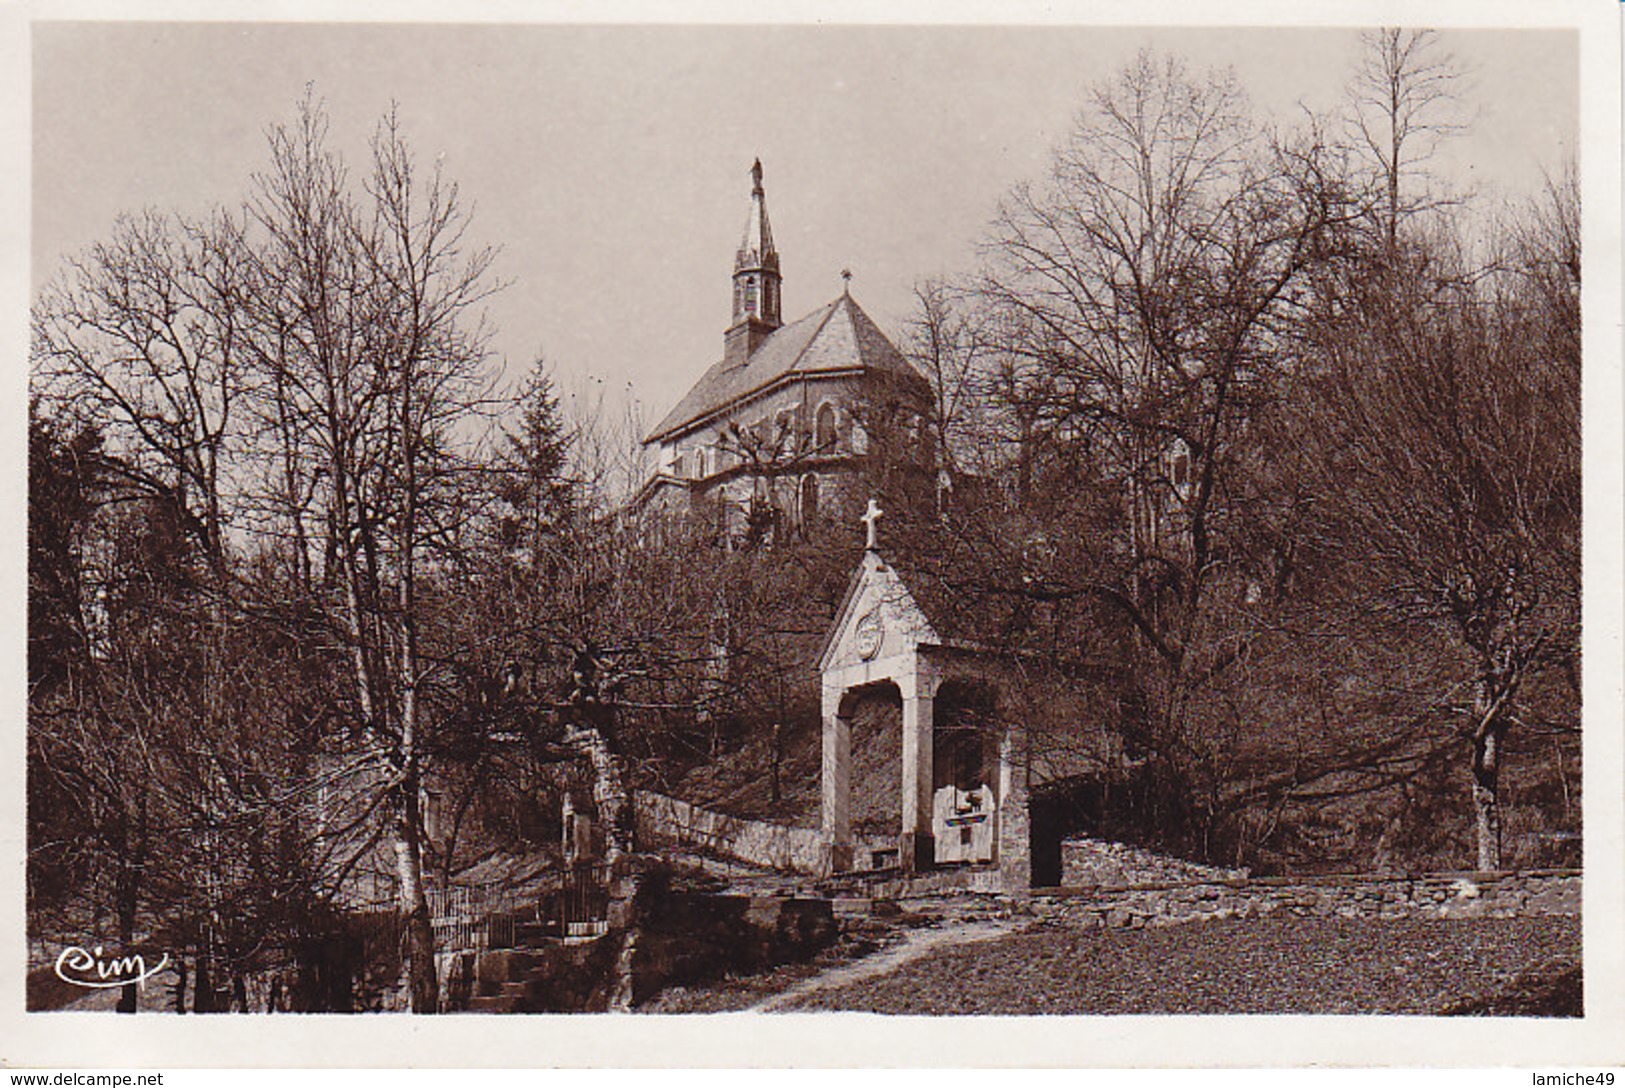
xmin=465 ymin=949 xmax=549 ymax=1014
xmin=464 ymin=934 xmax=619 ymax=1014
xmin=459 ymin=885 xmax=840 ymax=1012
xmin=813 ymin=866 xmax=905 ymax=898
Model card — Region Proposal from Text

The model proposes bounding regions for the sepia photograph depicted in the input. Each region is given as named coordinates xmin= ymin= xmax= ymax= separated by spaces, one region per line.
xmin=9 ymin=4 xmax=1620 ymax=1072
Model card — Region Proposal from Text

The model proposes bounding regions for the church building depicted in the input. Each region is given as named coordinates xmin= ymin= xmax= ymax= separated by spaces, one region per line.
xmin=636 ymin=161 xmax=931 ymax=542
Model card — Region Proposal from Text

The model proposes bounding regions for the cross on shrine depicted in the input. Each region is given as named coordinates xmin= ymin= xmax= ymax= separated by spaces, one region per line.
xmin=861 ymin=498 xmax=883 ymax=551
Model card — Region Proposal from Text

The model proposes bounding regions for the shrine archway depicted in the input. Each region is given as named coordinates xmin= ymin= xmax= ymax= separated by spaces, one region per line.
xmin=816 ymin=529 xmax=1030 ymax=890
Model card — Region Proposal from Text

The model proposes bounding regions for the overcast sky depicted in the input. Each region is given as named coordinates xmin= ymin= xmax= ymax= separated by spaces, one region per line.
xmin=31 ymin=23 xmax=1577 ymax=436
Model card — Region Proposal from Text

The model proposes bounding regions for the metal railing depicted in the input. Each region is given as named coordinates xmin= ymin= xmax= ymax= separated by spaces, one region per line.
xmin=427 ymin=883 xmax=516 ymax=953
xmin=428 ymin=863 xmax=611 ymax=952
xmin=541 ymin=863 xmax=611 ymax=939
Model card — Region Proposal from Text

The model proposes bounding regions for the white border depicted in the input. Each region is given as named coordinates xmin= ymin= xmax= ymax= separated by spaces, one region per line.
xmin=3 ymin=0 xmax=1620 ymax=1071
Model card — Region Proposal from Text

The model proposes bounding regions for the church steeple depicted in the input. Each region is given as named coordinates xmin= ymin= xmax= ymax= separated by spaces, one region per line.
xmin=726 ymin=158 xmax=783 ymax=365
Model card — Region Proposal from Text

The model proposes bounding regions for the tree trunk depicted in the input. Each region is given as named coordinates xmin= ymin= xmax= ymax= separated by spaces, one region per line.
xmin=571 ymin=725 xmax=631 ymax=861
xmin=392 ymin=280 xmax=439 ymax=1014
xmin=1471 ymin=679 xmax=1507 ymax=872
xmin=114 ymin=792 xmax=147 ymax=1014
xmin=570 ymin=722 xmax=638 ymax=1012
xmin=1471 ymin=736 xmax=1503 ymax=871
xmin=171 ymin=957 xmax=188 ymax=1013
xmin=194 ymin=936 xmax=214 ymax=1013
xmin=115 ymin=859 xmax=138 ymax=1014
xmin=770 ymin=720 xmax=783 ymax=805
xmin=395 ymin=771 xmax=439 ymax=1014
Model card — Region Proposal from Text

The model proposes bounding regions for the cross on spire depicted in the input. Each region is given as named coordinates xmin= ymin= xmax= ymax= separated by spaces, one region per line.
xmin=861 ymin=498 xmax=884 ymax=551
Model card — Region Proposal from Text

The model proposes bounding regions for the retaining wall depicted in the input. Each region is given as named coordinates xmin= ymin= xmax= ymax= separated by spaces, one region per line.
xmin=438 ymin=868 xmax=838 ymax=1012
xmin=1034 ymin=868 xmax=1581 ymax=929
xmin=1061 ymin=835 xmax=1247 ymax=887
xmin=634 ymin=789 xmax=893 ymax=875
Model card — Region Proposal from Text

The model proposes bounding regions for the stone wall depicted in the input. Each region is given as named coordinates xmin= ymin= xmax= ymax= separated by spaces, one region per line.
xmin=1034 ymin=869 xmax=1581 ymax=929
xmin=1061 ymin=835 xmax=1247 ymax=887
xmin=628 ymin=891 xmax=837 ymax=1005
xmin=634 ymin=789 xmax=894 ymax=875
xmin=441 ymin=873 xmax=837 ymax=1012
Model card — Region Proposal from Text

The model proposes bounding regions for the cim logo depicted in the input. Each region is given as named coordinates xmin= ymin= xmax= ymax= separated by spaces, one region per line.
xmin=54 ymin=944 xmax=170 ymax=989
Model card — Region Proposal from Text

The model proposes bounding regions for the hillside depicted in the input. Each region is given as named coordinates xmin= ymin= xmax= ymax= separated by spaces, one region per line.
xmin=658 ymin=688 xmax=908 ymax=834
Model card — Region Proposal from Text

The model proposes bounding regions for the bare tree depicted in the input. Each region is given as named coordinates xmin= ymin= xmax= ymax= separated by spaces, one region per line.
xmin=1294 ymin=199 xmax=1579 ymax=869
xmin=1345 ymin=27 xmax=1469 ymax=250
xmin=25 ymin=403 xmax=341 ymax=1011
xmin=33 ymin=207 xmax=250 ymax=566
xmin=905 ymin=280 xmax=1005 ymax=507
xmin=950 ymin=51 xmax=1355 ymax=853
xmin=244 ymin=95 xmax=500 ymax=1011
xmin=31 ymin=195 xmax=265 ymax=1009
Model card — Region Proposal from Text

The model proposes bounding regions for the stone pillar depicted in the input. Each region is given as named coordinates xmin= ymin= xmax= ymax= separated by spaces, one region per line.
xmin=900 ymin=676 xmax=936 ymax=872
xmin=820 ymin=684 xmax=852 ymax=874
xmin=997 ymin=724 xmax=1031 ymax=895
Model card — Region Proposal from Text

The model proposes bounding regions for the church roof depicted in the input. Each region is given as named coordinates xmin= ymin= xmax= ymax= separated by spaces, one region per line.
xmin=643 ymin=292 xmax=926 ymax=444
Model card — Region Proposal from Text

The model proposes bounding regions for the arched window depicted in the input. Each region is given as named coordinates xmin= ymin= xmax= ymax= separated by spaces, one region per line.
xmin=800 ymin=474 xmax=820 ymax=533
xmin=815 ymin=402 xmax=838 ymax=450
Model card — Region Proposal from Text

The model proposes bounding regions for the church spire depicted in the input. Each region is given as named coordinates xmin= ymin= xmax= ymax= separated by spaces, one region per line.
xmin=726 ymin=158 xmax=783 ymax=365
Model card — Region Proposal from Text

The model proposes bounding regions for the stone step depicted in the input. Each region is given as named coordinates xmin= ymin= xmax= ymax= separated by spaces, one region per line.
xmin=475 ymin=948 xmax=549 ymax=985
xmin=815 ymin=868 xmax=905 ymax=896
xmin=465 ymin=994 xmax=522 ymax=1013
xmin=514 ymin=923 xmax=557 ymax=943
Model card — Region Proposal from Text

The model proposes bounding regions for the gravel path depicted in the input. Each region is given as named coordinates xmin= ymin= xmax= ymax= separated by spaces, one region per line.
xmin=778 ymin=913 xmax=1581 ymax=1015
xmin=753 ymin=918 xmax=1019 ymax=1012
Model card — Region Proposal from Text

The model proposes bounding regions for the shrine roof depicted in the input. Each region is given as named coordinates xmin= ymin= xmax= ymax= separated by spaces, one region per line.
xmin=817 ymin=546 xmax=1006 ymax=674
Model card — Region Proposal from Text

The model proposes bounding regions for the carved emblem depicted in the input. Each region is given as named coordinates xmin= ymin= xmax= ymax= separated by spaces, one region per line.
xmin=854 ymin=607 xmax=883 ymax=660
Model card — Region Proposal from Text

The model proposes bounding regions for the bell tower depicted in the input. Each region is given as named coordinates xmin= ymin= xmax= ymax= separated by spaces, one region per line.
xmin=725 ymin=159 xmax=782 ymax=366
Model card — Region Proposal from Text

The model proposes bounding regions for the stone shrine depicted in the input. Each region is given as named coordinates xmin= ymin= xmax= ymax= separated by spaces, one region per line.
xmin=816 ymin=502 xmax=1031 ymax=891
